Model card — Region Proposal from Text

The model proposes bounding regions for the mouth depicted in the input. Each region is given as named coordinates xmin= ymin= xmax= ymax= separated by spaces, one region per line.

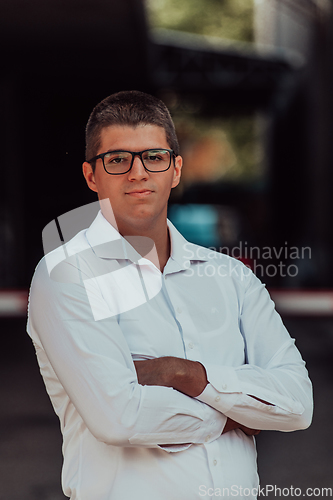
xmin=126 ymin=189 xmax=153 ymax=198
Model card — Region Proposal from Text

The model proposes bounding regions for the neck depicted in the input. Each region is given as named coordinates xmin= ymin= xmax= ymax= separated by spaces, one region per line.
xmin=102 ymin=208 xmax=171 ymax=271
xmin=124 ymin=222 xmax=170 ymax=272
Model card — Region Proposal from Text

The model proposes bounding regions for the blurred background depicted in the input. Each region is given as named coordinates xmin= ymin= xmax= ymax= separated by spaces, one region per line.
xmin=1 ymin=0 xmax=333 ymax=498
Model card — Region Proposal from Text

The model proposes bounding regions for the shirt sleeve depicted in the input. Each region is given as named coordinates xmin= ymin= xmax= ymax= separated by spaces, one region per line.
xmin=195 ymin=271 xmax=313 ymax=431
xmin=27 ymin=257 xmax=226 ymax=450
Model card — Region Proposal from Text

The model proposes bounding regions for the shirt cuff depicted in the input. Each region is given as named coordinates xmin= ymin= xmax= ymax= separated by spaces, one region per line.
xmin=157 ymin=443 xmax=192 ymax=453
xmin=157 ymin=405 xmax=227 ymax=452
xmin=195 ymin=365 xmax=242 ymax=413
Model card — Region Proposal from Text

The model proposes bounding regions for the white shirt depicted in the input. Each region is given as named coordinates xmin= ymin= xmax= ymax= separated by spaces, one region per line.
xmin=27 ymin=211 xmax=313 ymax=500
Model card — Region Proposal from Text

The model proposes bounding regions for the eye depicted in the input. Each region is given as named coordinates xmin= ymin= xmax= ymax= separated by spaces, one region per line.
xmin=147 ymin=154 xmax=161 ymax=161
xmin=104 ymin=152 xmax=130 ymax=164
xmin=144 ymin=150 xmax=169 ymax=162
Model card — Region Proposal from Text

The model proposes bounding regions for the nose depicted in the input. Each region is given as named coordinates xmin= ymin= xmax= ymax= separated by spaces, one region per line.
xmin=127 ymin=154 xmax=149 ymax=181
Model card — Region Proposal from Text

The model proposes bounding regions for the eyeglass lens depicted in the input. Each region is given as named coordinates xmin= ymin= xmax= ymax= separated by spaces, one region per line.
xmin=102 ymin=149 xmax=171 ymax=174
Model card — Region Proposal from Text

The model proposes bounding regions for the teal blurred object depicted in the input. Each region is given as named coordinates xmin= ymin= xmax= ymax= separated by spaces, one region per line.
xmin=168 ymin=204 xmax=220 ymax=247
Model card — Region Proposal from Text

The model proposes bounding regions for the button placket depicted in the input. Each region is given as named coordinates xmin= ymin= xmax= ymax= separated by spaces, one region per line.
xmin=163 ymin=273 xmax=202 ymax=362
xmin=204 ymin=440 xmax=221 ymax=490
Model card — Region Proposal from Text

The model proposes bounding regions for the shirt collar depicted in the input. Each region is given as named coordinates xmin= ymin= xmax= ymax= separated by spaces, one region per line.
xmin=166 ymin=219 xmax=209 ymax=273
xmin=85 ymin=211 xmax=142 ymax=262
xmin=85 ymin=210 xmax=209 ymax=269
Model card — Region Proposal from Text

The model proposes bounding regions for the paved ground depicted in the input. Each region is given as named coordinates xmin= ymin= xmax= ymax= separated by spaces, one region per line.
xmin=0 ymin=316 xmax=332 ymax=499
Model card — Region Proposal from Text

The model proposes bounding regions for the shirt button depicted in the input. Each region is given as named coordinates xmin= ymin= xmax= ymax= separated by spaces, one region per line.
xmin=177 ymin=307 xmax=182 ymax=313
xmin=205 ymin=435 xmax=211 ymax=442
xmin=213 ymin=459 xmax=218 ymax=466
xmin=222 ymin=384 xmax=227 ymax=390
xmin=215 ymin=396 xmax=221 ymax=402
xmin=188 ymin=342 xmax=194 ymax=349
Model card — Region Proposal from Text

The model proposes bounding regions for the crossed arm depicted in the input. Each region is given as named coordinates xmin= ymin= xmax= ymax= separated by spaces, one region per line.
xmin=28 ymin=251 xmax=313 ymax=451
xmin=134 ymin=356 xmax=264 ymax=436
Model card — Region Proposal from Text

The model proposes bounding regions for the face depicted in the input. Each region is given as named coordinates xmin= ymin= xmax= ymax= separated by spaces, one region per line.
xmin=82 ymin=124 xmax=182 ymax=236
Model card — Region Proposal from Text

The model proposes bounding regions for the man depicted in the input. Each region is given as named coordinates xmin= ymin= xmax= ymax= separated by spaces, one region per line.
xmin=27 ymin=90 xmax=313 ymax=500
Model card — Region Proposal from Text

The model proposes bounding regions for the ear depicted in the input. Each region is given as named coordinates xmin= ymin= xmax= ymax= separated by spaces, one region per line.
xmin=171 ymin=155 xmax=182 ymax=189
xmin=82 ymin=162 xmax=98 ymax=193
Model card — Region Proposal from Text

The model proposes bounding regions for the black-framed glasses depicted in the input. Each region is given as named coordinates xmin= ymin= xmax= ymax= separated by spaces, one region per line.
xmin=87 ymin=148 xmax=175 ymax=175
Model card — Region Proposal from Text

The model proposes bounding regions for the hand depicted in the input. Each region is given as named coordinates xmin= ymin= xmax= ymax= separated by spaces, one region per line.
xmin=222 ymin=417 xmax=261 ymax=436
xmin=134 ymin=356 xmax=208 ymax=397
xmin=134 ymin=359 xmax=261 ymax=436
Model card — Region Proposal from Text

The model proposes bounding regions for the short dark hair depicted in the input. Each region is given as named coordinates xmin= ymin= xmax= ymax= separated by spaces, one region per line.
xmin=85 ymin=90 xmax=180 ymax=171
